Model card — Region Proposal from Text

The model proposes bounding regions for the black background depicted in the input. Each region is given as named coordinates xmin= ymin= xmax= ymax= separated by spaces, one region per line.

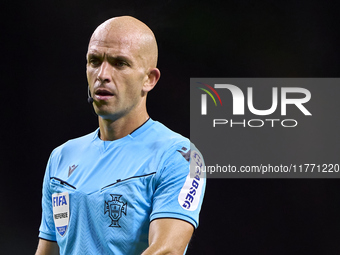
xmin=2 ymin=0 xmax=340 ymax=254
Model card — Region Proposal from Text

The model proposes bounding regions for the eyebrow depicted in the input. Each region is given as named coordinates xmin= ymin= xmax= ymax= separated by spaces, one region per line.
xmin=111 ymin=55 xmax=132 ymax=65
xmin=86 ymin=50 xmax=102 ymax=59
xmin=87 ymin=51 xmax=132 ymax=65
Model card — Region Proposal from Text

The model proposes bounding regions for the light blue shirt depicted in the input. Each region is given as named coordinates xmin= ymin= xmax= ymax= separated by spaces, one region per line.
xmin=39 ymin=119 xmax=206 ymax=255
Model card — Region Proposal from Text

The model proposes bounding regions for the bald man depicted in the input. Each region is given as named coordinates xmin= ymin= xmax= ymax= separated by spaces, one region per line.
xmin=36 ymin=16 xmax=205 ymax=255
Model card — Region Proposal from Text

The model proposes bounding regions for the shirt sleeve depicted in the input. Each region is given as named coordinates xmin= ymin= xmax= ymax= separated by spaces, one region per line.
xmin=150 ymin=143 xmax=206 ymax=228
xmin=38 ymin=153 xmax=57 ymax=241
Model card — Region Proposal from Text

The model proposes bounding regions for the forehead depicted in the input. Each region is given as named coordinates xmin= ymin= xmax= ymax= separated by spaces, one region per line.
xmin=87 ymin=27 xmax=142 ymax=58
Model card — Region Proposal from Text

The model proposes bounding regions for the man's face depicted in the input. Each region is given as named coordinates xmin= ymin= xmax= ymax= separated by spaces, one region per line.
xmin=86 ymin=28 xmax=149 ymax=121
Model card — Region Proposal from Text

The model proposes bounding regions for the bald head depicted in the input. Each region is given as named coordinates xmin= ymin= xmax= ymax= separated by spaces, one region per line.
xmin=89 ymin=16 xmax=158 ymax=68
xmin=86 ymin=15 xmax=161 ymax=125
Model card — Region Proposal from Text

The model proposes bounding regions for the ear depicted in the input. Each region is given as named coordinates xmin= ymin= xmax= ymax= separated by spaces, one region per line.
xmin=142 ymin=68 xmax=161 ymax=93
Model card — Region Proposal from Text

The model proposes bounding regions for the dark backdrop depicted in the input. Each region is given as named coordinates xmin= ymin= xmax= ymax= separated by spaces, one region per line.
xmin=2 ymin=0 xmax=340 ymax=254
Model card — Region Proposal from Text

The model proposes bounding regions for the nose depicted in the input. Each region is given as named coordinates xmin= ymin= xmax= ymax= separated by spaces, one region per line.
xmin=97 ymin=61 xmax=111 ymax=83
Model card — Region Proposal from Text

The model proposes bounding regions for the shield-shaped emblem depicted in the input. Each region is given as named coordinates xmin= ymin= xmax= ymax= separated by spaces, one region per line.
xmin=104 ymin=194 xmax=127 ymax=227
xmin=110 ymin=204 xmax=121 ymax=219
xmin=52 ymin=192 xmax=70 ymax=237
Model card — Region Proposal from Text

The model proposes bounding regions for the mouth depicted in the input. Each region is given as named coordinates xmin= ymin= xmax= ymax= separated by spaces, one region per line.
xmin=94 ymin=88 xmax=115 ymax=101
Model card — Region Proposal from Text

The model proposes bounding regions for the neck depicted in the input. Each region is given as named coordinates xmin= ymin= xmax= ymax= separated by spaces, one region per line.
xmin=98 ymin=110 xmax=149 ymax=141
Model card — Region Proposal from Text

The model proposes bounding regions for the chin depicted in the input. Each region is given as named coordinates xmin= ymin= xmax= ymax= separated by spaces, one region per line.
xmin=96 ymin=110 xmax=124 ymax=122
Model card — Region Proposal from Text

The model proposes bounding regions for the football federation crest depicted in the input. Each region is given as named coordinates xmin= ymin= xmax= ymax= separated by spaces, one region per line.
xmin=104 ymin=194 xmax=127 ymax=227
xmin=52 ymin=192 xmax=70 ymax=237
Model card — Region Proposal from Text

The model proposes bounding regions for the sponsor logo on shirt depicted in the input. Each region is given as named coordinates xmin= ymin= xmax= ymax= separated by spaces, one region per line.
xmin=178 ymin=150 xmax=205 ymax=211
xmin=177 ymin=147 xmax=190 ymax=162
xmin=52 ymin=192 xmax=70 ymax=237
xmin=68 ymin=164 xmax=78 ymax=177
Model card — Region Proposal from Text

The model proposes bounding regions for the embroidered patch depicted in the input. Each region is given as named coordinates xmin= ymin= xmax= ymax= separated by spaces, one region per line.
xmin=52 ymin=192 xmax=70 ymax=237
xmin=104 ymin=194 xmax=127 ymax=227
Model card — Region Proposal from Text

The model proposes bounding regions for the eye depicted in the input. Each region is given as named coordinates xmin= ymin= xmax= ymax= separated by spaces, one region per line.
xmin=88 ymin=57 xmax=101 ymax=67
xmin=114 ymin=61 xmax=127 ymax=68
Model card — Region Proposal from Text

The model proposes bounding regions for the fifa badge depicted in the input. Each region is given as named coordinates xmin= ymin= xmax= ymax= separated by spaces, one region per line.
xmin=52 ymin=192 xmax=70 ymax=237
